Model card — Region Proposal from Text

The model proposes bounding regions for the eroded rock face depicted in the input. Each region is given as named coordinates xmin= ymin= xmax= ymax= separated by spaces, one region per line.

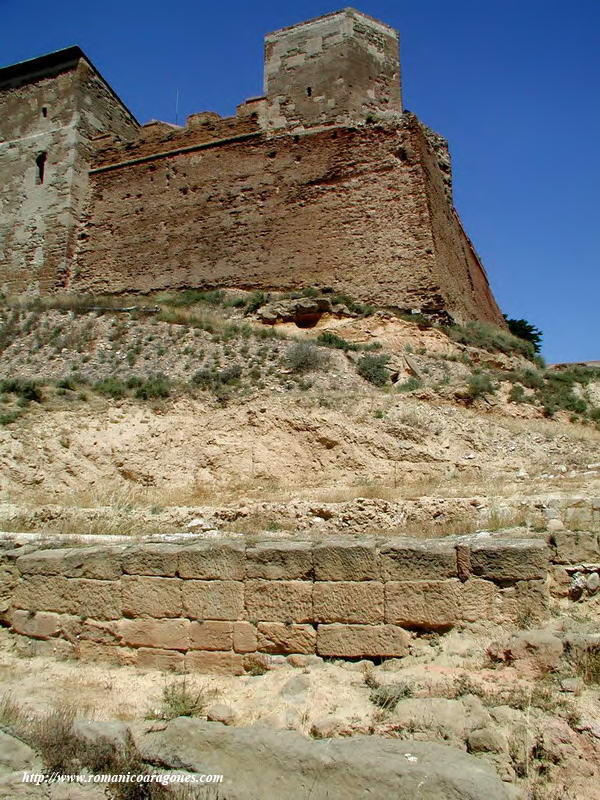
xmin=130 ymin=717 xmax=511 ymax=800
xmin=488 ymin=629 xmax=564 ymax=674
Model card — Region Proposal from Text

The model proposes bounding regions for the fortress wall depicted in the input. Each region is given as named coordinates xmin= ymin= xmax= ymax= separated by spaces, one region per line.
xmin=0 ymin=70 xmax=82 ymax=293
xmin=410 ymin=121 xmax=504 ymax=325
xmin=74 ymin=121 xmax=504 ymax=325
xmin=90 ymin=112 xmax=260 ymax=168
xmin=1 ymin=537 xmax=550 ymax=672
xmin=0 ymin=58 xmax=138 ymax=294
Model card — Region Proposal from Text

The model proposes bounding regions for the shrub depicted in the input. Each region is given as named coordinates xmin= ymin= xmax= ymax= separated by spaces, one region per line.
xmin=397 ymin=376 xmax=423 ymax=392
xmin=316 ymin=331 xmax=359 ymax=351
xmin=445 ymin=321 xmax=536 ymax=360
xmin=283 ymin=341 xmax=330 ymax=373
xmin=356 ymin=353 xmax=390 ymax=386
xmin=0 ymin=411 xmax=20 ymax=425
xmin=369 ymin=683 xmax=413 ymax=711
xmin=150 ymin=679 xmax=212 ymax=720
xmin=134 ymin=373 xmax=171 ymax=399
xmin=508 ymin=384 xmax=526 ymax=403
xmin=191 ymin=364 xmax=243 ymax=393
xmin=464 ymin=372 xmax=495 ymax=400
xmin=503 ymin=315 xmax=543 ymax=353
xmin=0 ymin=378 xmax=43 ymax=403
xmin=93 ymin=377 xmax=127 ymax=399
xmin=244 ymin=291 xmax=268 ymax=314
xmin=56 ymin=377 xmax=77 ymax=391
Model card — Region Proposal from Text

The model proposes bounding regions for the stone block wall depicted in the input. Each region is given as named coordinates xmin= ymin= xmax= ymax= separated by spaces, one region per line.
xmin=74 ymin=115 xmax=505 ymax=326
xmin=0 ymin=536 xmax=550 ymax=673
xmin=264 ymin=9 xmax=401 ymax=130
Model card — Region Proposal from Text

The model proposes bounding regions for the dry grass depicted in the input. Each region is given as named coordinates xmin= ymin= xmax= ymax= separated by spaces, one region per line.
xmin=0 ymin=692 xmax=223 ymax=798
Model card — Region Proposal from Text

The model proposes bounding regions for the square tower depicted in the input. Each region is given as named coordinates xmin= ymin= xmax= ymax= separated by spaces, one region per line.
xmin=264 ymin=7 xmax=401 ymax=130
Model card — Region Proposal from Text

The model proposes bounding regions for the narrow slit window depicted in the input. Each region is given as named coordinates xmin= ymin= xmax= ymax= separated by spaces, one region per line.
xmin=36 ymin=152 xmax=47 ymax=185
xmin=306 ymin=86 xmax=312 ymax=97
xmin=41 ymin=106 xmax=48 ymax=118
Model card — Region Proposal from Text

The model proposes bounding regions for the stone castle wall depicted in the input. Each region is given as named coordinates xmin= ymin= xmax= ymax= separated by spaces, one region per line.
xmin=73 ymin=114 xmax=504 ymax=325
xmin=0 ymin=55 xmax=138 ymax=294
xmin=1 ymin=536 xmax=550 ymax=672
xmin=0 ymin=10 xmax=506 ymax=326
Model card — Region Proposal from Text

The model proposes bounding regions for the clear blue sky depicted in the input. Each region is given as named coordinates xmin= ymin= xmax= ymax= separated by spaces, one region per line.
xmin=2 ymin=0 xmax=599 ymax=363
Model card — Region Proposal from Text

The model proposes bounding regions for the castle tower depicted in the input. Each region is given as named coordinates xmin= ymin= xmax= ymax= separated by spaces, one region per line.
xmin=0 ymin=47 xmax=138 ymax=293
xmin=264 ymin=8 xmax=401 ymax=130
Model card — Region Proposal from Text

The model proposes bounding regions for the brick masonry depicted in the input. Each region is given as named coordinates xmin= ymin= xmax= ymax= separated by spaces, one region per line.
xmin=0 ymin=10 xmax=505 ymax=327
xmin=0 ymin=536 xmax=552 ymax=672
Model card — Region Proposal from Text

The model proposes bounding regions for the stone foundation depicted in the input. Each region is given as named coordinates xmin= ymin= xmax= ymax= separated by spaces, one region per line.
xmin=0 ymin=536 xmax=551 ymax=671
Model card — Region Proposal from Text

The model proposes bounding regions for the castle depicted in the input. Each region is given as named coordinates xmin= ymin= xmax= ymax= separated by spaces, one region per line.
xmin=0 ymin=8 xmax=504 ymax=325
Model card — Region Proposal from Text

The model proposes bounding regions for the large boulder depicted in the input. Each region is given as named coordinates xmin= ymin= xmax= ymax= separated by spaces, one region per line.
xmin=488 ymin=629 xmax=563 ymax=674
xmin=132 ymin=717 xmax=511 ymax=800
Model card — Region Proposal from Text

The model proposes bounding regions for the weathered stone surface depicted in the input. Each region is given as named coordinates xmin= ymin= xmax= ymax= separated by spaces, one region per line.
xmin=380 ymin=539 xmax=457 ymax=580
xmin=0 ymin=559 xmax=19 ymax=614
xmin=313 ymin=540 xmax=378 ymax=581
xmin=246 ymin=541 xmax=312 ymax=580
xmin=182 ymin=580 xmax=244 ymax=621
xmin=385 ymin=580 xmax=459 ymax=629
xmin=467 ymin=727 xmax=508 ymax=755
xmin=118 ymin=618 xmax=190 ymax=650
xmin=0 ymin=729 xmax=38 ymax=773
xmin=77 ymin=641 xmax=136 ymax=666
xmin=185 ymin=650 xmax=244 ymax=675
xmin=189 ymin=621 xmax=233 ymax=651
xmin=137 ymin=647 xmax=184 ymax=671
xmin=13 ymin=576 xmax=121 ymax=619
xmin=60 ymin=616 xmax=120 ymax=645
xmin=456 ymin=544 xmax=471 ymax=582
xmin=17 ymin=546 xmax=123 ymax=580
xmin=257 ymin=622 xmax=316 ymax=654
xmin=459 ymin=579 xmax=498 ymax=623
xmin=313 ymin=581 xmax=384 ymax=624
xmin=245 ymin=580 xmax=312 ymax=623
xmin=207 ymin=703 xmax=237 ymax=725
xmin=13 ymin=575 xmax=71 ymax=613
xmin=469 ymin=539 xmax=548 ymax=582
xmin=14 ymin=633 xmax=75 ymax=660
xmin=233 ymin=621 xmax=257 ymax=653
xmin=121 ymin=576 xmax=182 ymax=618
xmin=497 ymin=579 xmax=549 ymax=626
xmin=121 ymin=544 xmax=179 ymax=577
xmin=550 ymin=530 xmax=599 ymax=565
xmin=488 ymin=630 xmax=563 ymax=674
xmin=10 ymin=609 xmax=60 ymax=639
xmin=178 ymin=541 xmax=245 ymax=580
xmin=68 ymin=579 xmax=122 ymax=620
xmin=317 ymin=623 xmax=410 ymax=658
xmin=132 ymin=717 xmax=510 ymax=800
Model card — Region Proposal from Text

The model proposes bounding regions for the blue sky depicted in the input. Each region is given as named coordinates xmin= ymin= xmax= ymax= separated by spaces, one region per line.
xmin=2 ymin=0 xmax=599 ymax=363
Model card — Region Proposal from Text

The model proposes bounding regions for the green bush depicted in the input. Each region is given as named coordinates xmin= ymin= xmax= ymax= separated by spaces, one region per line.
xmin=316 ymin=331 xmax=359 ymax=351
xmin=445 ymin=321 xmax=536 ymax=360
xmin=356 ymin=353 xmax=390 ymax=386
xmin=0 ymin=378 xmax=43 ymax=403
xmin=397 ymin=376 xmax=423 ymax=392
xmin=0 ymin=411 xmax=21 ymax=425
xmin=134 ymin=373 xmax=171 ymax=399
xmin=283 ymin=341 xmax=330 ymax=373
xmin=464 ymin=373 xmax=496 ymax=400
xmin=56 ymin=377 xmax=77 ymax=391
xmin=508 ymin=384 xmax=526 ymax=403
xmin=503 ymin=315 xmax=543 ymax=353
xmin=93 ymin=377 xmax=127 ymax=399
xmin=244 ymin=291 xmax=268 ymax=315
xmin=191 ymin=364 xmax=243 ymax=392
